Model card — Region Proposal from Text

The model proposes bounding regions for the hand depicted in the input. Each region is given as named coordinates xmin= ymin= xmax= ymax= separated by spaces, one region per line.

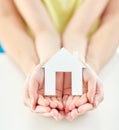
xmin=83 ymin=64 xmax=104 ymax=107
xmin=23 ymin=64 xmax=64 ymax=121
xmin=62 ymin=64 xmax=104 ymax=121
xmin=33 ymin=32 xmax=64 ymax=120
xmin=63 ymin=72 xmax=93 ymax=121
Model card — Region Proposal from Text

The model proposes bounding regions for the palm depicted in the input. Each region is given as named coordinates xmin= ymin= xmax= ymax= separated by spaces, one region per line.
xmin=83 ymin=66 xmax=104 ymax=106
xmin=63 ymin=72 xmax=87 ymax=95
xmin=24 ymin=65 xmax=64 ymax=120
xmin=62 ymin=71 xmax=93 ymax=120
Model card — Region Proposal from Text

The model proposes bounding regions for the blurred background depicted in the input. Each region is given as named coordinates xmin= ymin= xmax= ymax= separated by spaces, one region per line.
xmin=0 ymin=43 xmax=4 ymax=53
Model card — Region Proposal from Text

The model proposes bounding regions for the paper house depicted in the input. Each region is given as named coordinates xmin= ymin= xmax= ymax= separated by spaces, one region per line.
xmin=42 ymin=48 xmax=85 ymax=96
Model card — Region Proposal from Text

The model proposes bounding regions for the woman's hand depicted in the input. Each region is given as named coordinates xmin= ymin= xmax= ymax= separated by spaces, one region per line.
xmin=24 ymin=64 xmax=64 ymax=121
xmin=62 ymin=73 xmax=93 ymax=121
xmin=62 ymin=64 xmax=104 ymax=121
xmin=62 ymin=25 xmax=90 ymax=120
xmin=83 ymin=64 xmax=104 ymax=107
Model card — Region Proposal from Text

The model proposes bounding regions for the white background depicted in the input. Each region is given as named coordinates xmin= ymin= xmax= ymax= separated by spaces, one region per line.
xmin=0 ymin=53 xmax=119 ymax=130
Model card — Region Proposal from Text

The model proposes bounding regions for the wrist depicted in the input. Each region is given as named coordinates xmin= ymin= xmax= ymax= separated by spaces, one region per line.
xmin=36 ymin=29 xmax=60 ymax=39
xmin=19 ymin=54 xmax=39 ymax=76
xmin=35 ymin=31 xmax=61 ymax=65
xmin=86 ymin=58 xmax=101 ymax=74
xmin=63 ymin=30 xmax=87 ymax=62
xmin=36 ymin=30 xmax=61 ymax=47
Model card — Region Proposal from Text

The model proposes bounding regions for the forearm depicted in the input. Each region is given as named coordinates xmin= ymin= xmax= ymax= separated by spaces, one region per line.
xmin=65 ymin=0 xmax=109 ymax=35
xmin=13 ymin=0 xmax=61 ymax=65
xmin=63 ymin=0 xmax=109 ymax=62
xmin=63 ymin=32 xmax=87 ymax=62
xmin=13 ymin=0 xmax=58 ymax=37
xmin=35 ymin=31 xmax=61 ymax=65
xmin=86 ymin=0 xmax=119 ymax=73
xmin=0 ymin=1 xmax=39 ymax=76
xmin=86 ymin=16 xmax=119 ymax=73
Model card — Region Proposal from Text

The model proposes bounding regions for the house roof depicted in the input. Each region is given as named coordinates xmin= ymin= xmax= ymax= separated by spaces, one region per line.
xmin=42 ymin=48 xmax=85 ymax=70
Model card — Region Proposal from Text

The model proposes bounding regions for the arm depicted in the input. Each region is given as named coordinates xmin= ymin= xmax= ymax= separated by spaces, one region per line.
xmin=13 ymin=0 xmax=58 ymax=36
xmin=86 ymin=0 xmax=119 ymax=73
xmin=0 ymin=0 xmax=39 ymax=76
xmin=13 ymin=0 xmax=64 ymax=113
xmin=13 ymin=0 xmax=61 ymax=65
xmin=63 ymin=0 xmax=109 ymax=61
xmin=62 ymin=0 xmax=109 ymax=112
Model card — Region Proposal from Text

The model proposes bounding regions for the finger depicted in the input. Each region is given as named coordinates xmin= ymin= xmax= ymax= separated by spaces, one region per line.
xmin=29 ymin=68 xmax=44 ymax=109
xmin=70 ymin=109 xmax=79 ymax=120
xmin=94 ymin=81 xmax=104 ymax=108
xmin=41 ymin=109 xmax=62 ymax=120
xmin=83 ymin=82 xmax=88 ymax=93
xmin=23 ymin=89 xmax=30 ymax=107
xmin=68 ymin=96 xmax=81 ymax=111
xmin=28 ymin=78 xmax=39 ymax=110
xmin=51 ymin=97 xmax=63 ymax=110
xmin=69 ymin=104 xmax=93 ymax=120
xmin=56 ymin=72 xmax=64 ymax=97
xmin=23 ymin=75 xmax=31 ymax=107
xmin=65 ymin=112 xmax=72 ymax=121
xmin=59 ymin=110 xmax=65 ymax=117
xmin=34 ymin=105 xmax=51 ymax=113
xmin=65 ymin=95 xmax=73 ymax=112
xmin=66 ymin=104 xmax=92 ymax=121
xmin=24 ymin=99 xmax=31 ymax=108
xmin=51 ymin=109 xmax=63 ymax=121
xmin=57 ymin=96 xmax=63 ymax=103
xmin=38 ymin=95 xmax=49 ymax=106
xmin=57 ymin=97 xmax=64 ymax=110
xmin=94 ymin=93 xmax=104 ymax=108
xmin=41 ymin=112 xmax=52 ymax=117
xmin=75 ymin=94 xmax=88 ymax=107
xmin=87 ymin=78 xmax=96 ymax=104
xmin=66 ymin=103 xmax=93 ymax=121
xmin=78 ymin=103 xmax=93 ymax=115
xmin=63 ymin=72 xmax=72 ymax=95
xmin=45 ymin=97 xmax=57 ymax=109
xmin=63 ymin=95 xmax=68 ymax=107
xmin=23 ymin=84 xmax=29 ymax=100
xmin=23 ymin=80 xmax=35 ymax=109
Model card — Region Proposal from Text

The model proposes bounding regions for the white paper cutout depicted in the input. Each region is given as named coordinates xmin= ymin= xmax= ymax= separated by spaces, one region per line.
xmin=42 ymin=48 xmax=85 ymax=96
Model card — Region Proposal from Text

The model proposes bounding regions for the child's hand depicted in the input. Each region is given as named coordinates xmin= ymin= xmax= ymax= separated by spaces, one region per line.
xmin=23 ymin=64 xmax=64 ymax=120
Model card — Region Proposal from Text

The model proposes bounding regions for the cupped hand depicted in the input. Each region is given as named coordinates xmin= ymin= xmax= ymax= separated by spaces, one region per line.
xmin=62 ymin=64 xmax=104 ymax=121
xmin=63 ymin=72 xmax=93 ymax=121
xmin=23 ymin=63 xmax=104 ymax=121
xmin=23 ymin=64 xmax=64 ymax=120
xmin=83 ymin=64 xmax=104 ymax=107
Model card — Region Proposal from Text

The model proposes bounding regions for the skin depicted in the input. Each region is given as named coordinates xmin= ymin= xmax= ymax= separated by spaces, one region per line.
xmin=0 ymin=0 xmax=119 ymax=120
xmin=24 ymin=65 xmax=64 ymax=120
xmin=62 ymin=0 xmax=119 ymax=120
